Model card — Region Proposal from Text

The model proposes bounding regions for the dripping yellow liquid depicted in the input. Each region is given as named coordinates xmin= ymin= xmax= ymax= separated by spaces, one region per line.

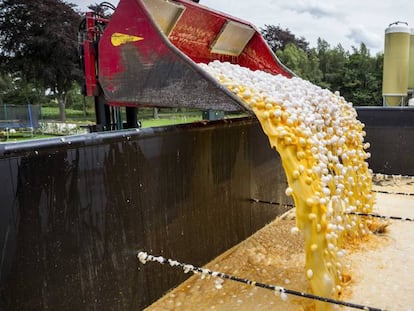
xmin=201 ymin=61 xmax=374 ymax=311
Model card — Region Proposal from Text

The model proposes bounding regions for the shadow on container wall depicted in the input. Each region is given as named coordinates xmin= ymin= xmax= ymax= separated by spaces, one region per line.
xmin=0 ymin=118 xmax=289 ymax=311
xmin=356 ymin=107 xmax=414 ymax=176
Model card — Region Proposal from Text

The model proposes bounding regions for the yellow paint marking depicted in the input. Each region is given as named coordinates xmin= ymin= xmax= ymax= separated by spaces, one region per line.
xmin=111 ymin=32 xmax=144 ymax=47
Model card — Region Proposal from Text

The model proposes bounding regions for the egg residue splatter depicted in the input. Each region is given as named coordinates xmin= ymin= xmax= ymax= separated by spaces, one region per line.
xmin=199 ymin=61 xmax=374 ymax=311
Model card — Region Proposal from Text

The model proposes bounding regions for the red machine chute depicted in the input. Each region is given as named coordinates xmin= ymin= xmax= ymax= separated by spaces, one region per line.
xmin=79 ymin=0 xmax=292 ymax=130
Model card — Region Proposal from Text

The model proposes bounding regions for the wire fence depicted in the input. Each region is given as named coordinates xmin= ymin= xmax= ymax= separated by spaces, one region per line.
xmin=0 ymin=104 xmax=40 ymax=130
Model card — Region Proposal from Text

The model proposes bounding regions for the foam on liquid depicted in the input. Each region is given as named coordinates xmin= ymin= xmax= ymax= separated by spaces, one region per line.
xmin=200 ymin=61 xmax=374 ymax=311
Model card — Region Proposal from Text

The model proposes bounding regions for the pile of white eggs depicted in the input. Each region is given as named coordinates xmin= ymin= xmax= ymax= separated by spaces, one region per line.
xmin=200 ymin=60 xmax=372 ymax=213
xmin=199 ymin=60 xmax=374 ymax=302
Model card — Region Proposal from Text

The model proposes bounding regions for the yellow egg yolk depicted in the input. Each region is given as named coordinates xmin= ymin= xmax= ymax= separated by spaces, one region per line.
xmin=200 ymin=61 xmax=374 ymax=311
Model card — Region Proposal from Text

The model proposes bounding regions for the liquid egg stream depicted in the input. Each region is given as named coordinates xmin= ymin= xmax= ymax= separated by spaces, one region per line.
xmin=200 ymin=61 xmax=374 ymax=311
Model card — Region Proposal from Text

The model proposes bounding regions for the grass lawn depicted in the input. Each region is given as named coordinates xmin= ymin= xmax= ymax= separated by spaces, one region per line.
xmin=41 ymin=106 xmax=205 ymax=127
xmin=141 ymin=115 xmax=202 ymax=128
xmin=40 ymin=106 xmax=203 ymax=124
xmin=0 ymin=133 xmax=60 ymax=143
xmin=41 ymin=106 xmax=95 ymax=121
xmin=0 ymin=107 xmax=247 ymax=143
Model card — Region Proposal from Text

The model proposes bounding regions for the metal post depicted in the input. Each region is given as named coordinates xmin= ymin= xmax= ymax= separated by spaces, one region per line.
xmin=94 ymin=87 xmax=111 ymax=131
xmin=125 ymin=106 xmax=138 ymax=129
xmin=28 ymin=104 xmax=34 ymax=137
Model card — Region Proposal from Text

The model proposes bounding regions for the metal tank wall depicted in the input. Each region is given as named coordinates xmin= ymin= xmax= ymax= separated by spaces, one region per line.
xmin=409 ymin=28 xmax=414 ymax=93
xmin=0 ymin=118 xmax=291 ymax=311
xmin=382 ymin=23 xmax=410 ymax=106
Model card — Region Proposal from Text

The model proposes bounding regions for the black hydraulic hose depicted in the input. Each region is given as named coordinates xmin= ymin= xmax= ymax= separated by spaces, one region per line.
xmin=99 ymin=2 xmax=116 ymax=10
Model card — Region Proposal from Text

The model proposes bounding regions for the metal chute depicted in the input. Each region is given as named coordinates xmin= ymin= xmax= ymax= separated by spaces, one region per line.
xmin=95 ymin=0 xmax=292 ymax=111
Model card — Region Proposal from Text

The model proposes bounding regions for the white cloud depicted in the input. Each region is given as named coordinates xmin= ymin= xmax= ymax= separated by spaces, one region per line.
xmin=280 ymin=1 xmax=342 ymax=19
xmin=346 ymin=25 xmax=383 ymax=52
xmin=71 ymin=0 xmax=414 ymax=54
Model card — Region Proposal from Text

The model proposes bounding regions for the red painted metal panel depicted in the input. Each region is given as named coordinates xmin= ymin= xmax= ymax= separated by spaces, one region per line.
xmin=98 ymin=0 xmax=172 ymax=88
xmin=170 ymin=0 xmax=291 ymax=75
xmin=97 ymin=0 xmax=292 ymax=109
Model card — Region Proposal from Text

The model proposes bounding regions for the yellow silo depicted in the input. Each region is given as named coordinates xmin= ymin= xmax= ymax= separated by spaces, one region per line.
xmin=409 ymin=28 xmax=414 ymax=93
xmin=382 ymin=22 xmax=410 ymax=106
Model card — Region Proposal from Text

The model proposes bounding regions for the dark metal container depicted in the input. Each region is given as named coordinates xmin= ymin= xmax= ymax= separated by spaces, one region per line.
xmin=0 ymin=118 xmax=290 ymax=311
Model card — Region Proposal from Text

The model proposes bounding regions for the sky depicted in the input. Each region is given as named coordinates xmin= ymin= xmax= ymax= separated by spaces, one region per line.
xmin=72 ymin=0 xmax=414 ymax=54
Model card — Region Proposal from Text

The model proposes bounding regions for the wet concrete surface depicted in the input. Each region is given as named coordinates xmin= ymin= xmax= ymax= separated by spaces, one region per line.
xmin=146 ymin=177 xmax=414 ymax=311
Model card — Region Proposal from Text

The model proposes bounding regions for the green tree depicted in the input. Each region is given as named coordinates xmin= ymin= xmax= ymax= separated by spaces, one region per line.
xmin=0 ymin=74 xmax=12 ymax=104
xmin=261 ymin=25 xmax=384 ymax=106
xmin=316 ymin=39 xmax=348 ymax=90
xmin=304 ymin=48 xmax=323 ymax=85
xmin=276 ymin=43 xmax=307 ymax=76
xmin=372 ymin=53 xmax=384 ymax=105
xmin=0 ymin=0 xmax=82 ymax=120
xmin=341 ymin=43 xmax=382 ymax=106
xmin=0 ymin=75 xmax=47 ymax=106
xmin=260 ymin=25 xmax=309 ymax=54
xmin=276 ymin=43 xmax=322 ymax=85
